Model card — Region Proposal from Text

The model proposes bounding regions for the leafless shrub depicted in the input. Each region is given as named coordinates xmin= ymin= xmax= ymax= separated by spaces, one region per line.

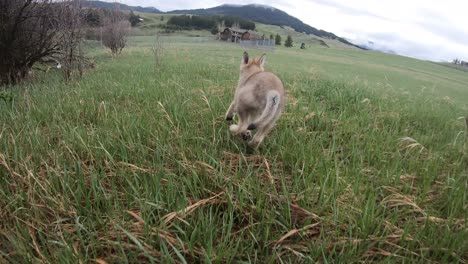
xmin=215 ymin=20 xmax=225 ymax=40
xmin=56 ymin=0 xmax=90 ymax=82
xmin=217 ymin=20 xmax=225 ymax=33
xmin=151 ymin=33 xmax=165 ymax=70
xmin=0 ymin=0 xmax=89 ymax=86
xmin=101 ymin=9 xmax=131 ymax=56
xmin=1 ymin=0 xmax=59 ymax=85
xmin=232 ymin=21 xmax=240 ymax=30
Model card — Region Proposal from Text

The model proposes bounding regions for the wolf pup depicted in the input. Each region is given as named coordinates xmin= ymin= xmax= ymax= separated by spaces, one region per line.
xmin=225 ymin=51 xmax=285 ymax=148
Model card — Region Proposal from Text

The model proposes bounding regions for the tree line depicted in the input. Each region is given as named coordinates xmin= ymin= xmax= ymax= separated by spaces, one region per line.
xmin=84 ymin=8 xmax=141 ymax=27
xmin=453 ymin=58 xmax=468 ymax=67
xmin=271 ymin=34 xmax=293 ymax=48
xmin=166 ymin=15 xmax=255 ymax=32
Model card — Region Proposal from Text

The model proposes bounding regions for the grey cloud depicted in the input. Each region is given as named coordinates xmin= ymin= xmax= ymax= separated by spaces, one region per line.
xmin=114 ymin=0 xmax=293 ymax=12
xmin=307 ymin=0 xmax=394 ymax=22
xmin=354 ymin=31 xmax=468 ymax=61
xmin=414 ymin=9 xmax=468 ymax=46
xmin=103 ymin=0 xmax=207 ymax=11
xmin=421 ymin=22 xmax=468 ymax=46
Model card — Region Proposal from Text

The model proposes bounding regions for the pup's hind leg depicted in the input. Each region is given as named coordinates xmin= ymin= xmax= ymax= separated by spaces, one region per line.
xmin=248 ymin=127 xmax=266 ymax=148
xmin=248 ymin=122 xmax=275 ymax=148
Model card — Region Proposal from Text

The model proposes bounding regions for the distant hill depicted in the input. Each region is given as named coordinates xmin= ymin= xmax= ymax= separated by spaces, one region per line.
xmin=83 ymin=1 xmax=162 ymax=14
xmin=168 ymin=4 xmax=362 ymax=49
xmin=85 ymin=2 xmax=361 ymax=49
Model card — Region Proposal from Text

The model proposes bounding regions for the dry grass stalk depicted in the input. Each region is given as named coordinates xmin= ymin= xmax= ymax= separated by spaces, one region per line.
xmin=275 ymin=223 xmax=321 ymax=245
xmin=381 ymin=186 xmax=463 ymax=229
xmin=95 ymin=211 xmax=208 ymax=262
xmin=157 ymin=101 xmax=175 ymax=127
xmin=221 ymin=152 xmax=288 ymax=187
xmin=162 ymin=192 xmax=225 ymax=226
xmin=381 ymin=186 xmax=426 ymax=216
xmin=117 ymin=162 xmax=150 ymax=173
xmin=269 ymin=194 xmax=321 ymax=221
xmin=194 ymin=161 xmax=216 ymax=174
xmin=97 ymin=101 xmax=107 ymax=119
xmin=29 ymin=227 xmax=47 ymax=262
xmin=399 ymin=174 xmax=417 ymax=181
xmin=331 ymin=232 xmax=420 ymax=260
xmin=398 ymin=137 xmax=426 ymax=154
xmin=127 ymin=210 xmax=145 ymax=224
xmin=263 ymin=157 xmax=275 ymax=184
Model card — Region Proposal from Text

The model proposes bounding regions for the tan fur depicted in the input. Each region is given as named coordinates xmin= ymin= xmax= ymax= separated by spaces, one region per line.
xmin=225 ymin=51 xmax=285 ymax=148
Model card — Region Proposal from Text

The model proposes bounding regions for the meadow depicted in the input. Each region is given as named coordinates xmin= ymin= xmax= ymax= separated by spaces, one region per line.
xmin=0 ymin=35 xmax=467 ymax=263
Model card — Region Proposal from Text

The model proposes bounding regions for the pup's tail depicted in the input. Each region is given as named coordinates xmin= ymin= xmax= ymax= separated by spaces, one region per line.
xmin=247 ymin=90 xmax=281 ymax=130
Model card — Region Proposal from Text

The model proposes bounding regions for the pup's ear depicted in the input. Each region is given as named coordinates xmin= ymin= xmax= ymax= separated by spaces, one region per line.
xmin=258 ymin=53 xmax=266 ymax=67
xmin=243 ymin=51 xmax=249 ymax=64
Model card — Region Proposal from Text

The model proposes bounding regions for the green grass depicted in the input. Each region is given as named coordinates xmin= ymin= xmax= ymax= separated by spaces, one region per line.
xmin=1 ymin=36 xmax=467 ymax=263
xmin=437 ymin=62 xmax=468 ymax=73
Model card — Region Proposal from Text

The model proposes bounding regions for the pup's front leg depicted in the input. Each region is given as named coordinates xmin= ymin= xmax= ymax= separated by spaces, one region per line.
xmin=225 ymin=102 xmax=236 ymax=121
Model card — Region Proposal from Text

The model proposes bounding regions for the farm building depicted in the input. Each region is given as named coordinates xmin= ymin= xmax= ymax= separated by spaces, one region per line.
xmin=219 ymin=28 xmax=258 ymax=42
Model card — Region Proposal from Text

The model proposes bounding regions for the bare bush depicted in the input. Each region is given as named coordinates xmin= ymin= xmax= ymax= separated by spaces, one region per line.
xmin=0 ymin=0 xmax=88 ymax=86
xmin=57 ymin=0 xmax=87 ymax=81
xmin=151 ymin=33 xmax=165 ymax=70
xmin=0 ymin=0 xmax=89 ymax=85
xmin=102 ymin=10 xmax=131 ymax=56
xmin=217 ymin=20 xmax=226 ymax=33
xmin=232 ymin=21 xmax=240 ymax=30
xmin=0 ymin=0 xmax=59 ymax=85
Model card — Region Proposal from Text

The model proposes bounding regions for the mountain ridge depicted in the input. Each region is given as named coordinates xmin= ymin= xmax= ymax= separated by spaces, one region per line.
xmin=83 ymin=1 xmax=162 ymax=14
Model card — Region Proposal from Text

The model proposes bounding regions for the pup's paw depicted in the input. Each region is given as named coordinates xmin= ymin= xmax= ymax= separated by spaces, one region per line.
xmin=229 ymin=124 xmax=239 ymax=133
xmin=240 ymin=131 xmax=252 ymax=141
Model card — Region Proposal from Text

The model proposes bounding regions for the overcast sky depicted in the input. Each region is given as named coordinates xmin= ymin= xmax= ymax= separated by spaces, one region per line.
xmin=108 ymin=0 xmax=468 ymax=62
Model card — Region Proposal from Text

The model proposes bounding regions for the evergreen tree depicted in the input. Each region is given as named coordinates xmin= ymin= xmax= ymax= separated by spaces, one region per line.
xmin=275 ymin=34 xmax=281 ymax=45
xmin=285 ymin=35 xmax=293 ymax=47
xmin=128 ymin=11 xmax=141 ymax=27
xmin=85 ymin=9 xmax=101 ymax=27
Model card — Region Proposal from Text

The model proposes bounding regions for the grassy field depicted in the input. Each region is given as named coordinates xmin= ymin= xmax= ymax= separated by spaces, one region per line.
xmin=0 ymin=36 xmax=467 ymax=263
